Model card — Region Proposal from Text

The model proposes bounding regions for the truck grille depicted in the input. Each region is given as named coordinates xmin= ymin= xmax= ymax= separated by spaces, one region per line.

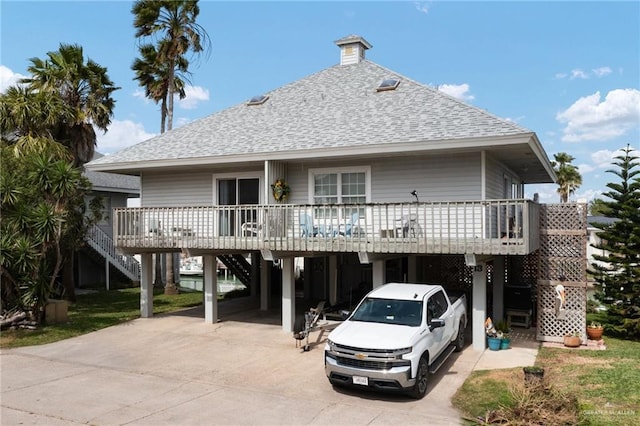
xmin=333 ymin=343 xmax=408 ymax=356
xmin=336 ymin=356 xmax=393 ymax=371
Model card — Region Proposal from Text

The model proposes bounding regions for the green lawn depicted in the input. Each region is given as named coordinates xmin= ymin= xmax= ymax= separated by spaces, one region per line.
xmin=0 ymin=288 xmax=203 ymax=349
xmin=453 ymin=337 xmax=640 ymax=425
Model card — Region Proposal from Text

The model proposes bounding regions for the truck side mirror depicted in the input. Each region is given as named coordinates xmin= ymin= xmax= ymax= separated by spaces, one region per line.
xmin=429 ymin=318 xmax=445 ymax=331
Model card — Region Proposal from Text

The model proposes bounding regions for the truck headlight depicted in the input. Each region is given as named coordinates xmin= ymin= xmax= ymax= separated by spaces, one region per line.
xmin=395 ymin=346 xmax=413 ymax=359
xmin=327 ymin=339 xmax=337 ymax=352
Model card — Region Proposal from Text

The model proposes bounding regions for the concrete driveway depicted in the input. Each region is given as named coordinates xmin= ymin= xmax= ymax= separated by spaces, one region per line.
xmin=1 ymin=298 xmax=485 ymax=425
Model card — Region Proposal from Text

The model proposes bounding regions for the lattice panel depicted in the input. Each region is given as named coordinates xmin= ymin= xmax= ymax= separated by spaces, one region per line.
xmin=538 ymin=258 xmax=586 ymax=282
xmin=537 ymin=204 xmax=588 ymax=342
xmin=440 ymin=255 xmax=473 ymax=291
xmin=521 ymin=252 xmax=539 ymax=287
xmin=539 ymin=203 xmax=588 ymax=230
xmin=539 ymin=234 xmax=586 ymax=258
xmin=537 ymin=284 xmax=586 ymax=342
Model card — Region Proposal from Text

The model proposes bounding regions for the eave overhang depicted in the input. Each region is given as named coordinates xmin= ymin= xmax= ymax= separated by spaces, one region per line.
xmin=86 ymin=133 xmax=556 ymax=184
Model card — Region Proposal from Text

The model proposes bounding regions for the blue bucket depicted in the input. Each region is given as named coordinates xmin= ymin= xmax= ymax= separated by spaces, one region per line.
xmin=487 ymin=337 xmax=502 ymax=351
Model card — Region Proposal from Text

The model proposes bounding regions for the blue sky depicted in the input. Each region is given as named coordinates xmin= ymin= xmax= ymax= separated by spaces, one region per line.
xmin=1 ymin=1 xmax=639 ymax=203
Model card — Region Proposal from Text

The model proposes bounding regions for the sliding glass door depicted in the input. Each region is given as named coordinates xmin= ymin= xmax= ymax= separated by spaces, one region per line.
xmin=218 ymin=178 xmax=259 ymax=236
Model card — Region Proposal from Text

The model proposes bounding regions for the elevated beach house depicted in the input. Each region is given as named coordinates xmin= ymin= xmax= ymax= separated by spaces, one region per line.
xmin=87 ymin=35 xmax=565 ymax=350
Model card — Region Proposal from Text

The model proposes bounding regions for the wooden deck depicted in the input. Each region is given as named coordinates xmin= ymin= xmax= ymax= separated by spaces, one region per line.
xmin=113 ymin=200 xmax=539 ymax=256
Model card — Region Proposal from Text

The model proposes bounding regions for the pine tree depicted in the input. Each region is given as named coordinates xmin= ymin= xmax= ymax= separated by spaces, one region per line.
xmin=589 ymin=144 xmax=640 ymax=339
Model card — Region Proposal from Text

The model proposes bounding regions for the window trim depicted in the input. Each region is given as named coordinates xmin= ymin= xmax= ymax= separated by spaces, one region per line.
xmin=213 ymin=171 xmax=264 ymax=206
xmin=307 ymin=166 xmax=371 ymax=204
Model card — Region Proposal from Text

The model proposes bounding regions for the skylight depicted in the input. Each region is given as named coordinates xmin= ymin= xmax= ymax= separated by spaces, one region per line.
xmin=247 ymin=95 xmax=269 ymax=106
xmin=376 ymin=79 xmax=400 ymax=92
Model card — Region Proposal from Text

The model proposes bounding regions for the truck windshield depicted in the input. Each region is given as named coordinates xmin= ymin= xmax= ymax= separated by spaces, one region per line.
xmin=350 ymin=298 xmax=423 ymax=327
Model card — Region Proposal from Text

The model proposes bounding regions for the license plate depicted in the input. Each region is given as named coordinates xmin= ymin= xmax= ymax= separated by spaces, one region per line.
xmin=353 ymin=376 xmax=368 ymax=386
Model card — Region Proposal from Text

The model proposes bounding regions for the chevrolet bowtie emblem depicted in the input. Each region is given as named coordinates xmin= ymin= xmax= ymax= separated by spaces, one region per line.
xmin=355 ymin=353 xmax=367 ymax=360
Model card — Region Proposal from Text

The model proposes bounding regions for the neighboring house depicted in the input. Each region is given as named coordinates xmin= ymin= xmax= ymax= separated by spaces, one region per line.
xmin=78 ymin=152 xmax=140 ymax=289
xmin=586 ymin=215 xmax=617 ymax=296
xmin=86 ymin=35 xmax=587 ymax=350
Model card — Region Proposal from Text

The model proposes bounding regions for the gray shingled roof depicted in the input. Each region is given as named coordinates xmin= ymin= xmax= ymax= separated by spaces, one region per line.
xmin=84 ymin=170 xmax=140 ymax=193
xmin=85 ymin=153 xmax=140 ymax=193
xmin=89 ymin=59 xmax=532 ymax=167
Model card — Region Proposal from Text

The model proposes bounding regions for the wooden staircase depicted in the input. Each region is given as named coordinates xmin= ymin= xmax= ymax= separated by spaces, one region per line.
xmin=86 ymin=225 xmax=140 ymax=282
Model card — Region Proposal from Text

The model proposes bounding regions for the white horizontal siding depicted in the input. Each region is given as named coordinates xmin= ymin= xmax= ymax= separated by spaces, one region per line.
xmin=371 ymin=152 xmax=482 ymax=202
xmin=141 ymin=172 xmax=213 ymax=207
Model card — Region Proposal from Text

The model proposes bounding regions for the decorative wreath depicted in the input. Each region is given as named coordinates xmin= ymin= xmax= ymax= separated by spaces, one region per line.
xmin=270 ymin=179 xmax=290 ymax=202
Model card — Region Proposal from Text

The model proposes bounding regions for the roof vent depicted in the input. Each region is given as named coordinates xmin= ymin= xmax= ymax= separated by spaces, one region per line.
xmin=247 ymin=95 xmax=269 ymax=106
xmin=376 ymin=79 xmax=400 ymax=92
xmin=334 ymin=34 xmax=372 ymax=65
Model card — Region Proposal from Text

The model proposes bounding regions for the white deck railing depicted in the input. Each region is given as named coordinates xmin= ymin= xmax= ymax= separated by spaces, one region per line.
xmin=86 ymin=225 xmax=140 ymax=280
xmin=113 ymin=199 xmax=539 ymax=256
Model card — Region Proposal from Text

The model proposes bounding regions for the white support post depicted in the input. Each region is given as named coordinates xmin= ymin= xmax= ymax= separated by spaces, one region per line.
xmin=260 ymin=257 xmax=270 ymax=311
xmin=493 ymin=256 xmax=505 ymax=323
xmin=329 ymin=255 xmax=337 ymax=306
xmin=372 ymin=259 xmax=385 ymax=288
xmin=472 ymin=262 xmax=487 ymax=351
xmin=140 ymin=253 xmax=153 ymax=318
xmin=204 ymin=254 xmax=218 ymax=324
xmin=281 ymin=257 xmax=295 ymax=333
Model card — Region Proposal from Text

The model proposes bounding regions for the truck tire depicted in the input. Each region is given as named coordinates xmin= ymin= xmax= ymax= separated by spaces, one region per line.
xmin=408 ymin=355 xmax=429 ymax=399
xmin=454 ymin=319 xmax=465 ymax=352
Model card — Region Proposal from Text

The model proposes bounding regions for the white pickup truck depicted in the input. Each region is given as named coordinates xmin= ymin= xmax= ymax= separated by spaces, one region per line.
xmin=324 ymin=283 xmax=467 ymax=399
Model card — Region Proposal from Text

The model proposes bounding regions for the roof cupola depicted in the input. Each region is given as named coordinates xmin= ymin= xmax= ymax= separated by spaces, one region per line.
xmin=334 ymin=34 xmax=372 ymax=65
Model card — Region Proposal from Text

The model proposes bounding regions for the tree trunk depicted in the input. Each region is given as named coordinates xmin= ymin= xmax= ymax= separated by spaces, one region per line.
xmin=164 ymin=252 xmax=178 ymax=295
xmin=154 ymin=253 xmax=163 ymax=287
xmin=62 ymin=248 xmax=76 ymax=302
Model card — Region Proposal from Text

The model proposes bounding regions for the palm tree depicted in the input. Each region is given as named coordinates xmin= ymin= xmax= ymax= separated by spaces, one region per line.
xmin=132 ymin=44 xmax=188 ymax=289
xmin=132 ymin=0 xmax=210 ymax=294
xmin=132 ymin=0 xmax=210 ymax=131
xmin=1 ymin=140 xmax=93 ymax=321
xmin=16 ymin=44 xmax=118 ymax=300
xmin=552 ymin=152 xmax=582 ymax=203
xmin=21 ymin=43 xmax=119 ymax=167
xmin=132 ymin=43 xmax=188 ymax=134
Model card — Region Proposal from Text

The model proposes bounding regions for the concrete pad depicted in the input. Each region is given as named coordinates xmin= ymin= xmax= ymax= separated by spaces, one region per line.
xmin=1 ymin=300 xmax=535 ymax=425
xmin=473 ymin=346 xmax=539 ymax=370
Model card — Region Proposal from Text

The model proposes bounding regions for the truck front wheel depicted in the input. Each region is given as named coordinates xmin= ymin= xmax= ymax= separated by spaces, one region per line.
xmin=408 ymin=356 xmax=429 ymax=399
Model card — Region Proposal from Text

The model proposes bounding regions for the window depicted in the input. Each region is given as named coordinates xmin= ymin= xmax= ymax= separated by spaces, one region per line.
xmin=309 ymin=167 xmax=369 ymax=219
xmin=216 ymin=176 xmax=260 ymax=236
xmin=377 ymin=78 xmax=400 ymax=92
xmin=247 ymin=94 xmax=269 ymax=106
xmin=428 ymin=291 xmax=449 ymax=319
xmin=310 ymin=168 xmax=368 ymax=204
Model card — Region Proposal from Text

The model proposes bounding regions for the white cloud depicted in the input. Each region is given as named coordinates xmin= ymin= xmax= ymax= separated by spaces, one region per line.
xmin=438 ymin=83 xmax=475 ymax=101
xmin=591 ymin=149 xmax=617 ymax=169
xmin=577 ymin=163 xmax=595 ymax=174
xmin=133 ymin=85 xmax=209 ymax=110
xmin=570 ymin=69 xmax=589 ymax=80
xmin=0 ymin=65 xmax=27 ymax=93
xmin=414 ymin=2 xmax=429 ymax=14
xmin=525 ymin=185 xmax=557 ymax=203
xmin=556 ymin=66 xmax=613 ymax=80
xmin=95 ymin=119 xmax=156 ymax=154
xmin=556 ymin=88 xmax=640 ymax=142
xmin=575 ymin=188 xmax=603 ymax=202
xmin=505 ymin=115 xmax=525 ymax=123
xmin=175 ymin=117 xmax=192 ymax=128
xmin=178 ymin=85 xmax=210 ymax=110
xmin=133 ymin=89 xmax=151 ymax=103
xmin=592 ymin=67 xmax=612 ymax=77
